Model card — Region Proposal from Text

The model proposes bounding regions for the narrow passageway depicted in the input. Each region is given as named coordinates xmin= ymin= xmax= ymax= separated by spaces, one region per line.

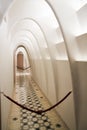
xmin=8 ymin=68 xmax=69 ymax=130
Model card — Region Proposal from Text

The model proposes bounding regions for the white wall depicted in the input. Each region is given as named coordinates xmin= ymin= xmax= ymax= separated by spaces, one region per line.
xmin=0 ymin=20 xmax=14 ymax=130
xmin=47 ymin=0 xmax=87 ymax=129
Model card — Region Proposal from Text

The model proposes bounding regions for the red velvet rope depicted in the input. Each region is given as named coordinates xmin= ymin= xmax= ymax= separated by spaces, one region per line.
xmin=17 ymin=66 xmax=31 ymax=70
xmin=0 ymin=91 xmax=72 ymax=115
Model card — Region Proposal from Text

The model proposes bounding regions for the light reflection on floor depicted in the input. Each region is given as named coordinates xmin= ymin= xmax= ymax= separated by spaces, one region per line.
xmin=8 ymin=70 xmax=69 ymax=130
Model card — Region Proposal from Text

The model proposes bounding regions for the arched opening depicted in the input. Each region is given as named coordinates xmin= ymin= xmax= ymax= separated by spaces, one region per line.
xmin=17 ymin=52 xmax=24 ymax=69
xmin=5 ymin=0 xmax=75 ymax=129
xmin=14 ymin=46 xmax=31 ymax=88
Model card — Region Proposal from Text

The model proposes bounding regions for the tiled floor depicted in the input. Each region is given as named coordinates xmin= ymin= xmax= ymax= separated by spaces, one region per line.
xmin=8 ymin=70 xmax=69 ymax=130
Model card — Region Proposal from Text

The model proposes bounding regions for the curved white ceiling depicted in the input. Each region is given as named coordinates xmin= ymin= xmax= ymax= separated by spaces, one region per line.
xmin=0 ymin=0 xmax=13 ymax=22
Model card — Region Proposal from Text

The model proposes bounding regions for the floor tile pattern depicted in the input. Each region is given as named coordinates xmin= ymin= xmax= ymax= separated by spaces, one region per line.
xmin=8 ymin=70 xmax=69 ymax=130
xmin=19 ymin=86 xmax=55 ymax=130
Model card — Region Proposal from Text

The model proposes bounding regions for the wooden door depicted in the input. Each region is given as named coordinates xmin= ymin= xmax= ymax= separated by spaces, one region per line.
xmin=17 ymin=53 xmax=24 ymax=68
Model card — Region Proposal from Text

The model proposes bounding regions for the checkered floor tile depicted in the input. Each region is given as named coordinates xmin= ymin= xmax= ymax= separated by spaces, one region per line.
xmin=8 ymin=70 xmax=69 ymax=130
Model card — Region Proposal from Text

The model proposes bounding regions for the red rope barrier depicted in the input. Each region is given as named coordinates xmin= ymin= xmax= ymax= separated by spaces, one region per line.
xmin=17 ymin=66 xmax=30 ymax=70
xmin=0 ymin=91 xmax=72 ymax=115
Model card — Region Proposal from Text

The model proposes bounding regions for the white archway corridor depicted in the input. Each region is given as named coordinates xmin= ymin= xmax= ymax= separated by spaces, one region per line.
xmin=0 ymin=0 xmax=87 ymax=130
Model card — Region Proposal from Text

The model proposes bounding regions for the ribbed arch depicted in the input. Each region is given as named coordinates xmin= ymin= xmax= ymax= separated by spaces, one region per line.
xmin=8 ymin=0 xmax=71 ymax=107
xmin=9 ymin=1 xmax=64 ymax=103
xmin=10 ymin=18 xmax=58 ymax=101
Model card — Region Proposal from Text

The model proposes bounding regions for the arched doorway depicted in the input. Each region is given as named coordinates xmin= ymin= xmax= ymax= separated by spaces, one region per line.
xmin=17 ymin=51 xmax=24 ymax=69
xmin=14 ymin=46 xmax=31 ymax=87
